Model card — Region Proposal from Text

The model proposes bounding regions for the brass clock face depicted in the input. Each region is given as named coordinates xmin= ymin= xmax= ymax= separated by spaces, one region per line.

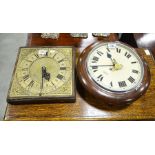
xmin=7 ymin=47 xmax=75 ymax=103
xmin=77 ymin=41 xmax=151 ymax=105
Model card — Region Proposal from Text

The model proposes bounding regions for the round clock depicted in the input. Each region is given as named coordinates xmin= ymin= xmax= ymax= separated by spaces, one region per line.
xmin=77 ymin=41 xmax=151 ymax=105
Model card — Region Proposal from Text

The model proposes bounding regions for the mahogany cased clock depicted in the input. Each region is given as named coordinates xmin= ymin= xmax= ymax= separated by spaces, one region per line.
xmin=77 ymin=41 xmax=151 ymax=105
xmin=7 ymin=47 xmax=75 ymax=103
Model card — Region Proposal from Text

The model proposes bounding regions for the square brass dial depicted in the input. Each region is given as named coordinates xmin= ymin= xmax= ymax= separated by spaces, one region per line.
xmin=7 ymin=47 xmax=75 ymax=103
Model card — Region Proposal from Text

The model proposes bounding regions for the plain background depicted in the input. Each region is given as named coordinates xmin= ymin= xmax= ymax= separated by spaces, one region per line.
xmin=0 ymin=34 xmax=27 ymax=120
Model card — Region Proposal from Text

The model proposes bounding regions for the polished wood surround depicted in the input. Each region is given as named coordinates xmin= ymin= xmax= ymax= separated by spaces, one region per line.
xmin=4 ymin=33 xmax=155 ymax=120
xmin=77 ymin=41 xmax=151 ymax=106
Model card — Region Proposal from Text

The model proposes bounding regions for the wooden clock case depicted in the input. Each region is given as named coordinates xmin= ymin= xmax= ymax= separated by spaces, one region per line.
xmin=77 ymin=41 xmax=151 ymax=106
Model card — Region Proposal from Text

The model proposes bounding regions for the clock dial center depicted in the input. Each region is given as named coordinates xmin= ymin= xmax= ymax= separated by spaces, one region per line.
xmin=29 ymin=57 xmax=59 ymax=83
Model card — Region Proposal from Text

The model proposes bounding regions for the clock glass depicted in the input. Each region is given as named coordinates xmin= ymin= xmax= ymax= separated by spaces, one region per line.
xmin=87 ymin=42 xmax=144 ymax=92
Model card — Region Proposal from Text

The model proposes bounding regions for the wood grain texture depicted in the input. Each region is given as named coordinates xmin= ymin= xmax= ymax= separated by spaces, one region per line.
xmin=26 ymin=33 xmax=118 ymax=47
xmin=4 ymin=33 xmax=155 ymax=120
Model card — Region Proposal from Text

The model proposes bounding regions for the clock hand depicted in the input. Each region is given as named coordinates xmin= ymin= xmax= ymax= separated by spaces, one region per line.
xmin=40 ymin=66 xmax=45 ymax=96
xmin=106 ymin=53 xmax=123 ymax=71
xmin=42 ymin=67 xmax=56 ymax=89
xmin=107 ymin=52 xmax=112 ymax=59
xmin=109 ymin=59 xmax=123 ymax=71
xmin=91 ymin=65 xmax=114 ymax=67
xmin=106 ymin=52 xmax=115 ymax=65
xmin=42 ymin=66 xmax=50 ymax=81
xmin=113 ymin=58 xmax=117 ymax=64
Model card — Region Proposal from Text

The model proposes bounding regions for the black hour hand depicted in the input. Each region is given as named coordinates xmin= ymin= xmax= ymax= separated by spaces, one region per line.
xmin=107 ymin=52 xmax=112 ymax=58
xmin=44 ymin=72 xmax=50 ymax=81
xmin=42 ymin=66 xmax=50 ymax=81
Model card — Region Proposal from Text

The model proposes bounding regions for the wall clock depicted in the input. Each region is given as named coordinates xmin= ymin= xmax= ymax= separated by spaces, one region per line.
xmin=7 ymin=47 xmax=75 ymax=103
xmin=77 ymin=41 xmax=151 ymax=105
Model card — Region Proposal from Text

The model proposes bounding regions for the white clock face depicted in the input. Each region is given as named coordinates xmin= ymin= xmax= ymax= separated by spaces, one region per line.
xmin=87 ymin=42 xmax=144 ymax=92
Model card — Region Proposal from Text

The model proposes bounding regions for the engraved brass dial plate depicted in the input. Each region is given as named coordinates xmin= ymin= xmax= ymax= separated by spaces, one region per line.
xmin=7 ymin=47 xmax=75 ymax=103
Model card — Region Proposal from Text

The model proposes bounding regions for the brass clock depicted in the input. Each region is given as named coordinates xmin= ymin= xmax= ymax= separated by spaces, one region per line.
xmin=7 ymin=47 xmax=75 ymax=103
xmin=77 ymin=41 xmax=151 ymax=106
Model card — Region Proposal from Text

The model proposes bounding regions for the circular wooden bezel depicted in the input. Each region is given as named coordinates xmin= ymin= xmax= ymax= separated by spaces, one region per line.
xmin=77 ymin=41 xmax=151 ymax=105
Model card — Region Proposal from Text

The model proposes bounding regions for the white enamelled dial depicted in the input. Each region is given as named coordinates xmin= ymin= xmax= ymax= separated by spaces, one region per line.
xmin=87 ymin=42 xmax=144 ymax=92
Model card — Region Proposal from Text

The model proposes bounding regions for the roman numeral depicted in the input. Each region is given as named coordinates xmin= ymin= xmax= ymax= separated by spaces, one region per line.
xmin=110 ymin=81 xmax=113 ymax=87
xmin=107 ymin=48 xmax=110 ymax=52
xmin=58 ymin=59 xmax=64 ymax=63
xmin=25 ymin=59 xmax=32 ymax=62
xmin=53 ymin=53 xmax=57 ymax=58
xmin=132 ymin=69 xmax=139 ymax=74
xmin=118 ymin=81 xmax=127 ymax=87
xmin=97 ymin=74 xmax=104 ymax=81
xmin=57 ymin=74 xmax=64 ymax=80
xmin=131 ymin=61 xmax=137 ymax=64
xmin=128 ymin=76 xmax=135 ymax=83
xmin=91 ymin=66 xmax=98 ymax=69
xmin=91 ymin=66 xmax=98 ymax=72
xmin=125 ymin=52 xmax=131 ymax=59
xmin=60 ymin=67 xmax=66 ymax=70
xmin=22 ymin=68 xmax=28 ymax=71
xmin=23 ymin=75 xmax=29 ymax=81
xmin=51 ymin=81 xmax=56 ymax=89
xmin=116 ymin=48 xmax=121 ymax=53
xmin=92 ymin=56 xmax=99 ymax=63
xmin=45 ymin=52 xmax=48 ymax=56
xmin=28 ymin=80 xmax=34 ymax=87
xmin=93 ymin=70 xmax=98 ymax=72
xmin=34 ymin=54 xmax=39 ymax=58
xmin=97 ymin=50 xmax=103 ymax=56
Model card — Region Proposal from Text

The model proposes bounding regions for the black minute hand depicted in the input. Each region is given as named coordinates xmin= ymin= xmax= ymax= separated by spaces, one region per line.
xmin=39 ymin=66 xmax=45 ymax=96
xmin=91 ymin=65 xmax=114 ymax=67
